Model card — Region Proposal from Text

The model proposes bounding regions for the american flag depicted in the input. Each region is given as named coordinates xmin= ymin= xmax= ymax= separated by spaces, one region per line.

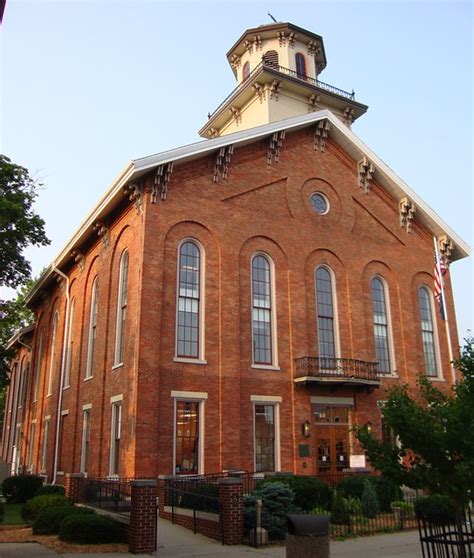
xmin=434 ymin=252 xmax=447 ymax=320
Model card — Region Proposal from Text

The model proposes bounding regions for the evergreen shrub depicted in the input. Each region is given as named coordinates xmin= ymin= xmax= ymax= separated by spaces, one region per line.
xmin=361 ymin=480 xmax=380 ymax=518
xmin=259 ymin=475 xmax=333 ymax=511
xmin=32 ymin=506 xmax=95 ymax=535
xmin=245 ymin=481 xmax=299 ymax=539
xmin=58 ymin=514 xmax=123 ymax=544
xmin=35 ymin=484 xmax=65 ymax=497
xmin=331 ymin=491 xmax=350 ymax=525
xmin=415 ymin=495 xmax=458 ymax=525
xmin=2 ymin=475 xmax=43 ymax=503
xmin=22 ymin=494 xmax=71 ymax=521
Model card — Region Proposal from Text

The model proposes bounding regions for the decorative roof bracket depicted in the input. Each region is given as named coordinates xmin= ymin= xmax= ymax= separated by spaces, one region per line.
xmin=358 ymin=157 xmax=375 ymax=194
xmin=267 ymin=130 xmax=286 ymax=165
xmin=438 ymin=235 xmax=454 ymax=262
xmin=399 ymin=197 xmax=416 ymax=233
xmin=213 ymin=144 xmax=234 ymax=183
xmin=93 ymin=221 xmax=110 ymax=247
xmin=124 ymin=182 xmax=144 ymax=214
xmin=70 ymin=249 xmax=85 ymax=271
xmin=152 ymin=162 xmax=174 ymax=202
xmin=314 ymin=119 xmax=330 ymax=152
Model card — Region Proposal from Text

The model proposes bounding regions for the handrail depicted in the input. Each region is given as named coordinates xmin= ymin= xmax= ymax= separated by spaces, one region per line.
xmin=207 ymin=61 xmax=355 ymax=121
xmin=294 ymin=356 xmax=380 ymax=382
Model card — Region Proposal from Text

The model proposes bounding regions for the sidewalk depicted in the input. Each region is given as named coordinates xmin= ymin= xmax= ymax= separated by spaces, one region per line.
xmin=0 ymin=520 xmax=422 ymax=557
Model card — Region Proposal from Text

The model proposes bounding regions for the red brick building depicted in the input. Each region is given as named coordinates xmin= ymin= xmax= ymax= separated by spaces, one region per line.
xmin=1 ymin=22 xmax=470 ymax=484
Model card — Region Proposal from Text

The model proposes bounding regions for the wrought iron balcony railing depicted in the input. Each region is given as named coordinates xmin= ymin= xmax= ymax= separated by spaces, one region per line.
xmin=207 ymin=61 xmax=356 ymax=122
xmin=294 ymin=356 xmax=380 ymax=385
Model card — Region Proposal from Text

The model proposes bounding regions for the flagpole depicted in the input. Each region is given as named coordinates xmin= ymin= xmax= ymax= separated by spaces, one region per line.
xmin=433 ymin=236 xmax=456 ymax=384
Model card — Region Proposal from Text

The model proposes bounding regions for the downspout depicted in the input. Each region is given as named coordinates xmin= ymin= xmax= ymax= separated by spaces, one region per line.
xmin=51 ymin=264 xmax=70 ymax=485
xmin=17 ymin=337 xmax=32 ymax=352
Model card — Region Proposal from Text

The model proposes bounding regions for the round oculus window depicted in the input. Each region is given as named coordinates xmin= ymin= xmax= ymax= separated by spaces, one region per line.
xmin=310 ymin=192 xmax=329 ymax=214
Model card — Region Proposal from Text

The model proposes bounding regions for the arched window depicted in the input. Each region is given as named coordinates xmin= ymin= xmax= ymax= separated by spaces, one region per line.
xmin=315 ymin=267 xmax=336 ymax=362
xmin=47 ymin=312 xmax=59 ymax=396
xmin=242 ymin=61 xmax=250 ymax=81
xmin=114 ymin=251 xmax=129 ymax=366
xmin=33 ymin=328 xmax=44 ymax=401
xmin=418 ymin=286 xmax=438 ymax=377
xmin=64 ymin=298 xmax=75 ymax=388
xmin=177 ymin=241 xmax=201 ymax=359
xmin=295 ymin=52 xmax=307 ymax=80
xmin=371 ymin=277 xmax=392 ymax=373
xmin=86 ymin=278 xmax=98 ymax=378
xmin=263 ymin=50 xmax=279 ymax=69
xmin=251 ymin=254 xmax=274 ymax=365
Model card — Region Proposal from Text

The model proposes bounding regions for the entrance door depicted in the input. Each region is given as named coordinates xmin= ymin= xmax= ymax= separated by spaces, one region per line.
xmin=313 ymin=404 xmax=350 ymax=474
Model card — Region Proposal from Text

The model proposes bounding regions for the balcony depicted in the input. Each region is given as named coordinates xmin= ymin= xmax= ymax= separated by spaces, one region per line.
xmin=294 ymin=357 xmax=380 ymax=389
xmin=208 ymin=61 xmax=357 ymax=122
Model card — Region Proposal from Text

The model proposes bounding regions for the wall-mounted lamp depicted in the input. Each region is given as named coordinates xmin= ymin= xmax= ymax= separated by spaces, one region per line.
xmin=302 ymin=420 xmax=311 ymax=438
xmin=366 ymin=421 xmax=373 ymax=433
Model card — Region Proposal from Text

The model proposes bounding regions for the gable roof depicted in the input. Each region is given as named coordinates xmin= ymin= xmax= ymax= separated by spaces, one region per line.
xmin=25 ymin=110 xmax=470 ymax=304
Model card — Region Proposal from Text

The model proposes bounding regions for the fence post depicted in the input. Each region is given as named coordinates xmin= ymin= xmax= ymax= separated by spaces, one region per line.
xmin=129 ymin=479 xmax=157 ymax=554
xmin=219 ymin=478 xmax=244 ymax=545
xmin=65 ymin=473 xmax=84 ymax=503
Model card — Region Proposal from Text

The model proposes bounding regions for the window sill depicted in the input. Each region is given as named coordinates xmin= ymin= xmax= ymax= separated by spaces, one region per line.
xmin=63 ymin=385 xmax=70 ymax=391
xmin=46 ymin=393 xmax=52 ymax=398
xmin=112 ymin=363 xmax=124 ymax=371
xmin=428 ymin=376 xmax=445 ymax=382
xmin=379 ymin=374 xmax=399 ymax=380
xmin=251 ymin=364 xmax=281 ymax=371
xmin=84 ymin=376 xmax=93 ymax=382
xmin=56 ymin=471 xmax=64 ymax=476
xmin=173 ymin=357 xmax=207 ymax=365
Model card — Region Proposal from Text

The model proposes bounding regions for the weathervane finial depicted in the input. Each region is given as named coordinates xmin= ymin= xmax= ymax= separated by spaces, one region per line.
xmin=268 ymin=12 xmax=277 ymax=23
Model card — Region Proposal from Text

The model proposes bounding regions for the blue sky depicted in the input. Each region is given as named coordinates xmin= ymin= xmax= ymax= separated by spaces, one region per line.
xmin=1 ymin=1 xmax=472 ymax=339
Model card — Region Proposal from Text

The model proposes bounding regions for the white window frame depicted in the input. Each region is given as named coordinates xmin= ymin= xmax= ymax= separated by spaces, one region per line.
xmin=418 ymin=285 xmax=443 ymax=381
xmin=57 ymin=409 xmax=69 ymax=475
xmin=86 ymin=277 xmax=99 ymax=378
xmin=171 ymin=390 xmax=207 ymax=475
xmin=64 ymin=298 xmax=75 ymax=389
xmin=41 ymin=416 xmax=50 ymax=472
xmin=33 ymin=329 xmax=44 ymax=402
xmin=47 ymin=312 xmax=59 ymax=397
xmin=371 ymin=275 xmax=397 ymax=375
xmin=114 ymin=251 xmax=129 ymax=367
xmin=80 ymin=404 xmax=92 ymax=475
xmin=250 ymin=252 xmax=279 ymax=370
xmin=174 ymin=239 xmax=206 ymax=364
xmin=315 ymin=265 xmax=341 ymax=360
xmin=109 ymin=395 xmax=123 ymax=477
xmin=251 ymin=395 xmax=281 ymax=473
xmin=27 ymin=420 xmax=36 ymax=468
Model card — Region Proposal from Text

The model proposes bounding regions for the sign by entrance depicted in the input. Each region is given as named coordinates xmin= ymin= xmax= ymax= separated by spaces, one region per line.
xmin=349 ymin=454 xmax=366 ymax=468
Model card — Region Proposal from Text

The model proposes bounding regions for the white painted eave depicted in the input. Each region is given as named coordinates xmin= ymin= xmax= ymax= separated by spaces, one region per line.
xmin=27 ymin=110 xmax=470 ymax=304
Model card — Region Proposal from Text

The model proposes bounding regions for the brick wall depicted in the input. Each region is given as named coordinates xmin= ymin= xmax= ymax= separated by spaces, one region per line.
xmin=3 ymin=125 xmax=461 ymax=482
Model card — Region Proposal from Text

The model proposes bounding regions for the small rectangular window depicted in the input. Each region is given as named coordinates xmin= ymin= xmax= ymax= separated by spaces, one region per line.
xmin=27 ymin=422 xmax=35 ymax=467
xmin=109 ymin=402 xmax=122 ymax=476
xmin=57 ymin=413 xmax=68 ymax=472
xmin=81 ymin=409 xmax=91 ymax=474
xmin=254 ymin=404 xmax=275 ymax=472
xmin=41 ymin=418 xmax=50 ymax=471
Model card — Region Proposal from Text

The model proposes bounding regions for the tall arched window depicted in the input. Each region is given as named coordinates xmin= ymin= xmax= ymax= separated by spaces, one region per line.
xmin=242 ymin=61 xmax=250 ymax=81
xmin=47 ymin=312 xmax=59 ymax=396
xmin=33 ymin=328 xmax=44 ymax=401
xmin=315 ymin=267 xmax=336 ymax=362
xmin=86 ymin=278 xmax=98 ymax=378
xmin=252 ymin=254 xmax=274 ymax=365
xmin=418 ymin=286 xmax=438 ymax=377
xmin=114 ymin=251 xmax=129 ymax=366
xmin=371 ymin=277 xmax=392 ymax=373
xmin=295 ymin=52 xmax=307 ymax=80
xmin=263 ymin=50 xmax=279 ymax=69
xmin=64 ymin=298 xmax=75 ymax=388
xmin=177 ymin=241 xmax=201 ymax=359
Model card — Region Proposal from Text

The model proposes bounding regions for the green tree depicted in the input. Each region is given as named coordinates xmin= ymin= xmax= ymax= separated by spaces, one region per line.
xmin=0 ymin=154 xmax=50 ymax=288
xmin=0 ymin=274 xmax=43 ymax=388
xmin=354 ymin=339 xmax=474 ymax=509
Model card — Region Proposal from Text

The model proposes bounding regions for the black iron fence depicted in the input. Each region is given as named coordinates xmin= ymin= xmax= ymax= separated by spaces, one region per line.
xmin=83 ymin=477 xmax=132 ymax=516
xmin=417 ymin=509 xmax=474 ymax=558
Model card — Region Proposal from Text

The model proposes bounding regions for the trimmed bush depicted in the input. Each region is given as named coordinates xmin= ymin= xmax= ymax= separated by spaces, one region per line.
xmin=245 ymin=481 xmax=299 ymax=539
xmin=331 ymin=491 xmax=350 ymax=525
xmin=22 ymin=494 xmax=71 ymax=521
xmin=361 ymin=480 xmax=380 ymax=518
xmin=35 ymin=484 xmax=65 ymax=497
xmin=59 ymin=514 xmax=123 ymax=544
xmin=2 ymin=475 xmax=43 ymax=503
xmin=259 ymin=475 xmax=333 ymax=511
xmin=371 ymin=477 xmax=402 ymax=512
xmin=344 ymin=496 xmax=362 ymax=515
xmin=415 ymin=495 xmax=459 ymax=525
xmin=337 ymin=476 xmax=369 ymax=500
xmin=33 ymin=506 xmax=95 ymax=535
